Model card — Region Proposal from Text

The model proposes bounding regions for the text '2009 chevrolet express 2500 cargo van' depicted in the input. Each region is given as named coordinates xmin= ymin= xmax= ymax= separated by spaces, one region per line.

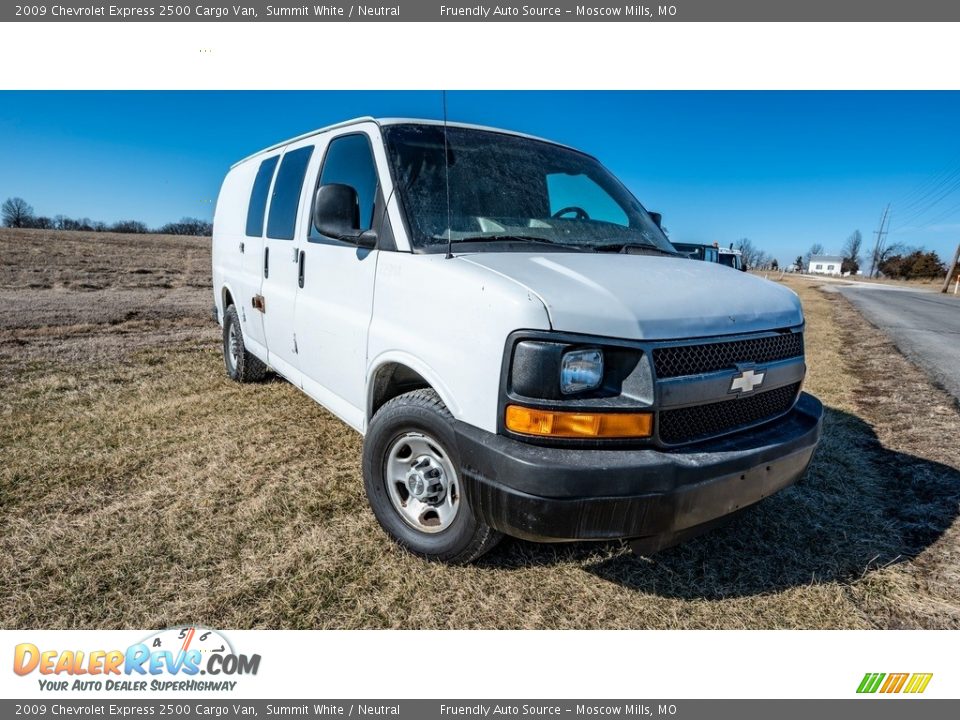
xmin=212 ymin=117 xmax=823 ymax=563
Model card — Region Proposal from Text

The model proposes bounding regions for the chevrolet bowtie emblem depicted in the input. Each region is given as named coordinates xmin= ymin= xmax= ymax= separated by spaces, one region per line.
xmin=730 ymin=368 xmax=765 ymax=394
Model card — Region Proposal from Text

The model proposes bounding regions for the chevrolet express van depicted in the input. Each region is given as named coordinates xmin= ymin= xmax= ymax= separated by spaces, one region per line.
xmin=212 ymin=117 xmax=823 ymax=563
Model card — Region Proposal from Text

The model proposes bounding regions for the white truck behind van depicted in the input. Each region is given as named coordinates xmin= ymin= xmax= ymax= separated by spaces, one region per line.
xmin=212 ymin=117 xmax=822 ymax=563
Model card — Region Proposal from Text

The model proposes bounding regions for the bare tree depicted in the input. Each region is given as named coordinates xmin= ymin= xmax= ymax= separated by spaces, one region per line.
xmin=804 ymin=243 xmax=825 ymax=266
xmin=111 ymin=220 xmax=148 ymax=234
xmin=841 ymin=230 xmax=862 ymax=274
xmin=2 ymin=197 xmax=34 ymax=228
xmin=735 ymin=238 xmax=760 ymax=269
xmin=158 ymin=217 xmax=213 ymax=236
xmin=875 ymin=242 xmax=906 ymax=274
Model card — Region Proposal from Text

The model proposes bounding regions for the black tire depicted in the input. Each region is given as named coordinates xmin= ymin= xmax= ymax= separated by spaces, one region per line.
xmin=363 ymin=389 xmax=502 ymax=564
xmin=222 ymin=304 xmax=267 ymax=383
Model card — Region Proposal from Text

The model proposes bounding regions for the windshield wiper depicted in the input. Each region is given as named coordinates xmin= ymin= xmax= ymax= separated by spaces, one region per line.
xmin=591 ymin=243 xmax=678 ymax=256
xmin=448 ymin=234 xmax=570 ymax=247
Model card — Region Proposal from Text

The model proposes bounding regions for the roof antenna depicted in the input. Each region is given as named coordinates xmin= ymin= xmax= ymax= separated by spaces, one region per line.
xmin=443 ymin=90 xmax=453 ymax=260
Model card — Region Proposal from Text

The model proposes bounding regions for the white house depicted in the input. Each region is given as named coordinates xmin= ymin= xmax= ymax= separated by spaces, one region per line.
xmin=808 ymin=255 xmax=844 ymax=276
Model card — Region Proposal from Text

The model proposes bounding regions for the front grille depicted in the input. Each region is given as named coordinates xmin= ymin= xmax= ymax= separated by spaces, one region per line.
xmin=653 ymin=332 xmax=804 ymax=378
xmin=658 ymin=382 xmax=801 ymax=445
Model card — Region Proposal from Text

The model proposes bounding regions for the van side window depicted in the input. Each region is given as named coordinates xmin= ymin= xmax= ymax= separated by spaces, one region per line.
xmin=311 ymin=134 xmax=378 ymax=241
xmin=245 ymin=155 xmax=279 ymax=237
xmin=267 ymin=146 xmax=314 ymax=240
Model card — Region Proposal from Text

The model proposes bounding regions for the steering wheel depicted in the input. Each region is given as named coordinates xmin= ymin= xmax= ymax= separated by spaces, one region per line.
xmin=552 ymin=206 xmax=590 ymax=220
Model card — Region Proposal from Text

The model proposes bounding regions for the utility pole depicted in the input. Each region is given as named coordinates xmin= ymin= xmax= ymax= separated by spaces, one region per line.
xmin=869 ymin=204 xmax=890 ymax=278
xmin=942 ymin=242 xmax=960 ymax=294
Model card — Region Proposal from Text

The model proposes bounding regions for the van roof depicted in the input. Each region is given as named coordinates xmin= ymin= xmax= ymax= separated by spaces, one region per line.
xmin=230 ymin=116 xmax=576 ymax=168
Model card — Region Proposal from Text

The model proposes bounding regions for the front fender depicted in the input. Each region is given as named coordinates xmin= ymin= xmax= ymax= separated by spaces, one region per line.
xmin=366 ymin=351 xmax=463 ymax=426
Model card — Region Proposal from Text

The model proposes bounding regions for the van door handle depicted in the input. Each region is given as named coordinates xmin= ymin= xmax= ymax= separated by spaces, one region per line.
xmin=264 ymin=247 xmax=269 ymax=278
xmin=297 ymin=250 xmax=305 ymax=288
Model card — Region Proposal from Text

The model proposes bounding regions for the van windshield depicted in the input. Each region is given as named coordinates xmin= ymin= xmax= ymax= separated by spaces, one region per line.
xmin=382 ymin=124 xmax=677 ymax=254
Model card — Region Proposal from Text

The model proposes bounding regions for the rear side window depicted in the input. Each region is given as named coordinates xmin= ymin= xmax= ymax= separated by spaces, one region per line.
xmin=267 ymin=146 xmax=314 ymax=240
xmin=245 ymin=155 xmax=279 ymax=237
xmin=310 ymin=133 xmax=378 ymax=241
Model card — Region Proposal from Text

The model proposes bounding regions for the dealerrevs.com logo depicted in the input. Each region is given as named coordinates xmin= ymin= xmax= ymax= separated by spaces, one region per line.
xmin=13 ymin=627 xmax=260 ymax=693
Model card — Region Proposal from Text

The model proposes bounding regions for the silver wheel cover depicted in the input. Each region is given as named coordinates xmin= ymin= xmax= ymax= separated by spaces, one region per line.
xmin=384 ymin=431 xmax=461 ymax=534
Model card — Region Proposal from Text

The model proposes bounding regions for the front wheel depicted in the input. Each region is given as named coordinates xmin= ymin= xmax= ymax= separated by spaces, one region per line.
xmin=222 ymin=304 xmax=267 ymax=383
xmin=362 ymin=389 xmax=502 ymax=564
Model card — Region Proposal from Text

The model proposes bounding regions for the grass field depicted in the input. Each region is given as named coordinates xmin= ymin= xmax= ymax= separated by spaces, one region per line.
xmin=2 ymin=228 xmax=959 ymax=629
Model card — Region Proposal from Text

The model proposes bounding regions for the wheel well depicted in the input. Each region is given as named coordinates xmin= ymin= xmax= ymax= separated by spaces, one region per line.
xmin=369 ymin=363 xmax=432 ymax=420
xmin=222 ymin=287 xmax=234 ymax=310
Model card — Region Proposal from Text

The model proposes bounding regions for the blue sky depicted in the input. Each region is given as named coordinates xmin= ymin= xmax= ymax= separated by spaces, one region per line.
xmin=1 ymin=90 xmax=958 ymax=265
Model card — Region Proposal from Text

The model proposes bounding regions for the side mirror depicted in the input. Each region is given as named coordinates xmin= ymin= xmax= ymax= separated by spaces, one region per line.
xmin=649 ymin=211 xmax=663 ymax=229
xmin=313 ymin=183 xmax=360 ymax=240
xmin=356 ymin=229 xmax=378 ymax=249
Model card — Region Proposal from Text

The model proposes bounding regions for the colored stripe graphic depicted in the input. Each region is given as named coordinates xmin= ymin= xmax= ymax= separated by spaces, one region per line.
xmin=857 ymin=672 xmax=932 ymax=694
xmin=857 ymin=673 xmax=885 ymax=693
xmin=904 ymin=673 xmax=933 ymax=694
xmin=880 ymin=673 xmax=909 ymax=693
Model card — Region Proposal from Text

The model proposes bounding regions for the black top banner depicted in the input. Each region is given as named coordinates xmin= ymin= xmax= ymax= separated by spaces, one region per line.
xmin=5 ymin=0 xmax=960 ymax=22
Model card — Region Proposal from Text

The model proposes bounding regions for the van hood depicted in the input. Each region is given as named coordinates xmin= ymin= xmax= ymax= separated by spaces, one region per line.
xmin=459 ymin=253 xmax=803 ymax=340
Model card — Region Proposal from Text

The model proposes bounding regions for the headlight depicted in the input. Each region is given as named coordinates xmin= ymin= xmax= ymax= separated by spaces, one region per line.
xmin=560 ymin=349 xmax=603 ymax=394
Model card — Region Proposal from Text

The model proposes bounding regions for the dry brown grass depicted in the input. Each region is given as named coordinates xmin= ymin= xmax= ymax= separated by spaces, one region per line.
xmin=821 ymin=275 xmax=944 ymax=289
xmin=752 ymin=270 xmax=949 ymax=292
xmin=1 ymin=229 xmax=959 ymax=629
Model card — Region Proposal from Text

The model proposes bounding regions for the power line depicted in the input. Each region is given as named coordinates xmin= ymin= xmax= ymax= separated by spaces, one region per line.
xmin=907 ymin=196 xmax=960 ymax=231
xmin=896 ymin=165 xmax=960 ymax=213
xmin=886 ymin=153 xmax=960 ymax=237
xmin=890 ymin=172 xmax=960 ymax=231
xmin=891 ymin=156 xmax=960 ymax=212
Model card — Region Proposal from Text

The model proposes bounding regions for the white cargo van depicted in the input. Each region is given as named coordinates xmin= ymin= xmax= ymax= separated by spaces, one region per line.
xmin=212 ymin=117 xmax=822 ymax=563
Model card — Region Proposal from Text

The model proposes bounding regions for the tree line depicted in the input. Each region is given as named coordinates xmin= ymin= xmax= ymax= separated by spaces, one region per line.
xmin=1 ymin=197 xmax=212 ymax=237
xmin=733 ymin=237 xmax=779 ymax=270
xmin=797 ymin=229 xmax=945 ymax=279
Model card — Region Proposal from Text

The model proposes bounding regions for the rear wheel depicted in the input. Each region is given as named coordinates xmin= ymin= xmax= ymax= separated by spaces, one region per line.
xmin=222 ymin=304 xmax=267 ymax=383
xmin=362 ymin=389 xmax=502 ymax=563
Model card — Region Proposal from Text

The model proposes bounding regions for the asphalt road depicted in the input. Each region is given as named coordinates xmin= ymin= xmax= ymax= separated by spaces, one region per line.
xmin=835 ymin=284 xmax=960 ymax=402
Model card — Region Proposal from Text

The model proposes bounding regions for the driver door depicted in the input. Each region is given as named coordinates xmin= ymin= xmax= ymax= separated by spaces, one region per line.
xmin=292 ymin=127 xmax=383 ymax=431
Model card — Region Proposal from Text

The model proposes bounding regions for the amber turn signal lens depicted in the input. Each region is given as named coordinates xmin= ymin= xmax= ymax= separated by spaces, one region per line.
xmin=504 ymin=405 xmax=653 ymax=439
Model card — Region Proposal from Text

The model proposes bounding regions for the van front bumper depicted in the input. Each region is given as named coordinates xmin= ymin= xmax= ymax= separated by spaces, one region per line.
xmin=454 ymin=392 xmax=823 ymax=550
